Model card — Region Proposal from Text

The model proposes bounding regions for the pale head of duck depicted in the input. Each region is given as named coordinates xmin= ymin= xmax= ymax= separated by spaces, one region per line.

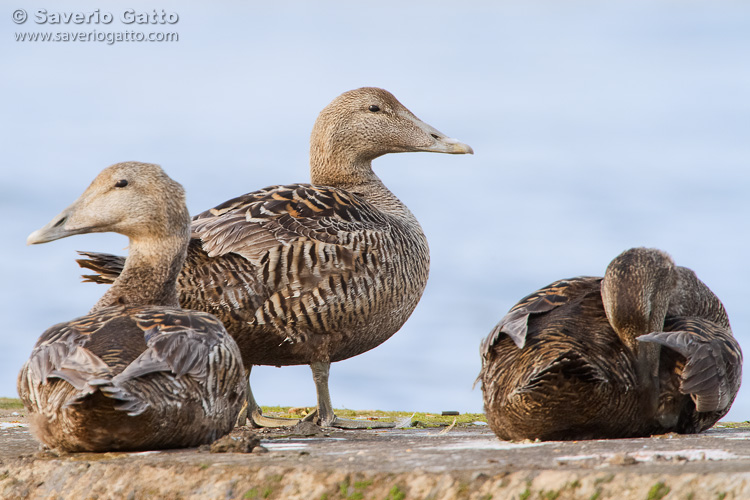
xmin=28 ymin=162 xmax=190 ymax=311
xmin=601 ymin=247 xmax=677 ymax=351
xmin=27 ymin=162 xmax=190 ymax=247
xmin=309 ymin=87 xmax=473 ymax=187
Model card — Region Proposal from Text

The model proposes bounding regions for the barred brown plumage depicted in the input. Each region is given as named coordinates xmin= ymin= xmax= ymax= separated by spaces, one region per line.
xmin=478 ymin=247 xmax=742 ymax=441
xmin=20 ymin=162 xmax=246 ymax=451
xmin=76 ymin=88 xmax=473 ymax=428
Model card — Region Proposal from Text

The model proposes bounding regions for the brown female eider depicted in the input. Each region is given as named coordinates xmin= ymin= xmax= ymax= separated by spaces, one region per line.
xmin=19 ymin=162 xmax=246 ymax=451
xmin=77 ymin=88 xmax=473 ymax=428
xmin=478 ymin=247 xmax=742 ymax=441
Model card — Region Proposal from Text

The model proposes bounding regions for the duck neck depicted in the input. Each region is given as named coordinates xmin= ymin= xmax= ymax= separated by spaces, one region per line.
xmin=90 ymin=233 xmax=186 ymax=313
xmin=309 ymin=134 xmax=379 ymax=185
xmin=602 ymin=286 xmax=667 ymax=418
xmin=310 ymin=147 xmax=415 ymax=220
xmin=601 ymin=261 xmax=674 ymax=418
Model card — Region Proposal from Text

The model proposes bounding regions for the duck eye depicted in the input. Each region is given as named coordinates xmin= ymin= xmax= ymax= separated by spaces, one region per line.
xmin=368 ymin=105 xmax=380 ymax=112
xmin=115 ymin=179 xmax=128 ymax=188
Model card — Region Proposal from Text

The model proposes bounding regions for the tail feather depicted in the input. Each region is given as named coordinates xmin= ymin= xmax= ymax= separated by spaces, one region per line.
xmin=76 ymin=251 xmax=125 ymax=284
xmin=63 ymin=380 xmax=149 ymax=416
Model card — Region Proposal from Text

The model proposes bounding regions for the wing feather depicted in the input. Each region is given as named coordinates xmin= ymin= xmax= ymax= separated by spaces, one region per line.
xmin=639 ymin=318 xmax=743 ymax=413
xmin=191 ymin=184 xmax=390 ymax=264
xmin=22 ymin=307 xmax=237 ymax=417
xmin=481 ymin=277 xmax=600 ymax=354
xmin=113 ymin=309 xmax=230 ymax=383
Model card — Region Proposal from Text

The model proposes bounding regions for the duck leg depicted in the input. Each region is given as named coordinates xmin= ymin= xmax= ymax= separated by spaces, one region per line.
xmin=306 ymin=361 xmax=404 ymax=429
xmin=241 ymin=365 xmax=301 ymax=428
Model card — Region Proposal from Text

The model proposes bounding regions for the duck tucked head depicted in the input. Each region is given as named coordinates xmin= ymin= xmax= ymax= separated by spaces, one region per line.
xmin=27 ymin=162 xmax=189 ymax=246
xmin=309 ymin=87 xmax=473 ymax=187
xmin=601 ymin=247 xmax=677 ymax=350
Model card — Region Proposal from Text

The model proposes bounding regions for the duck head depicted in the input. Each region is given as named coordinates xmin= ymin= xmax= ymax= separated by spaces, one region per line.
xmin=27 ymin=162 xmax=189 ymax=246
xmin=309 ymin=87 xmax=473 ymax=186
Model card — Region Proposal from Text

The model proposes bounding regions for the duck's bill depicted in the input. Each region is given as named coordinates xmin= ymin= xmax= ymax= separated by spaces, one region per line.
xmin=27 ymin=208 xmax=89 ymax=245
xmin=410 ymin=117 xmax=474 ymax=155
xmin=426 ymin=136 xmax=474 ymax=155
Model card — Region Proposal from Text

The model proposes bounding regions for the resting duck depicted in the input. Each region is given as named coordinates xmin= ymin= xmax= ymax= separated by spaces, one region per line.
xmin=77 ymin=88 xmax=474 ymax=428
xmin=19 ymin=162 xmax=246 ymax=451
xmin=478 ymin=247 xmax=742 ymax=441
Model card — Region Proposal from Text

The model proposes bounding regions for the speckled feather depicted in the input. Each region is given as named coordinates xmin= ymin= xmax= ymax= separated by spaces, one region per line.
xmin=18 ymin=306 xmax=245 ymax=451
xmin=480 ymin=277 xmax=601 ymax=352
xmin=184 ymin=182 xmax=426 ymax=365
xmin=79 ymin=182 xmax=429 ymax=367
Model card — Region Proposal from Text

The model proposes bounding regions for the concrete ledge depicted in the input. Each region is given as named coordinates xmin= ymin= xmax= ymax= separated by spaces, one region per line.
xmin=2 ymin=406 xmax=750 ymax=500
xmin=3 ymin=456 xmax=750 ymax=500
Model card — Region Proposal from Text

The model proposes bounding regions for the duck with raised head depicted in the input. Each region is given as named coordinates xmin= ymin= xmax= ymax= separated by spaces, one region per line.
xmin=477 ymin=247 xmax=741 ymax=441
xmin=77 ymin=88 xmax=473 ymax=428
xmin=19 ymin=162 xmax=246 ymax=452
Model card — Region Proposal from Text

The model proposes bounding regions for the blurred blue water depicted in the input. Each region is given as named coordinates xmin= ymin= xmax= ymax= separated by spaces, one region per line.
xmin=2 ymin=1 xmax=748 ymax=421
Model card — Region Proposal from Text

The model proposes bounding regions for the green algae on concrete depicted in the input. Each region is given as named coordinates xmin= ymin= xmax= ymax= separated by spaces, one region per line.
xmin=0 ymin=398 xmax=23 ymax=410
xmin=259 ymin=406 xmax=486 ymax=427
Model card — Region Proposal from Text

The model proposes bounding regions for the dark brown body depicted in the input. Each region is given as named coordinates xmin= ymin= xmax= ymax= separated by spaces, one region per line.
xmin=479 ymin=250 xmax=742 ymax=441
xmin=480 ymin=277 xmax=651 ymax=441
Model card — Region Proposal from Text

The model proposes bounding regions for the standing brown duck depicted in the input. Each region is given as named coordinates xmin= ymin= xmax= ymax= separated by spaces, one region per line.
xmin=77 ymin=88 xmax=473 ymax=428
xmin=478 ymin=248 xmax=742 ymax=441
xmin=19 ymin=162 xmax=246 ymax=451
